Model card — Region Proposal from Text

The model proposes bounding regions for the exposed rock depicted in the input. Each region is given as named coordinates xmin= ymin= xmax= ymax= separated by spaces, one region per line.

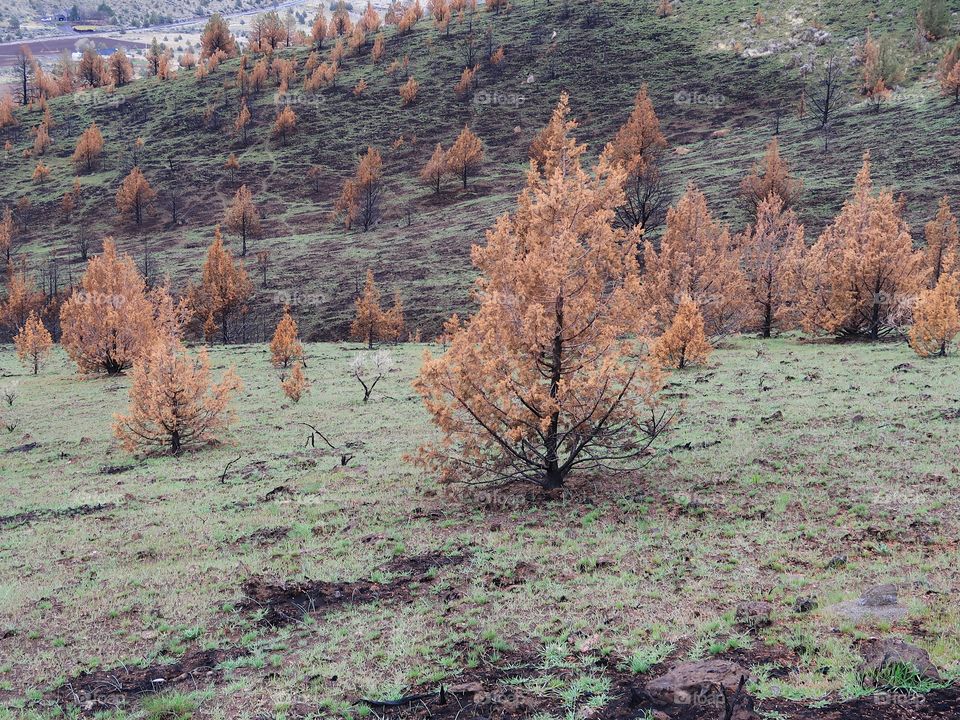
xmin=645 ymin=659 xmax=751 ymax=705
xmin=827 ymin=584 xmax=909 ymax=622
xmin=793 ymin=596 xmax=817 ymax=613
xmin=735 ymin=601 xmax=775 ymax=628
xmin=826 ymin=553 xmax=847 ymax=569
xmin=860 ymin=638 xmax=941 ymax=681
xmin=861 ymin=583 xmax=898 ymax=607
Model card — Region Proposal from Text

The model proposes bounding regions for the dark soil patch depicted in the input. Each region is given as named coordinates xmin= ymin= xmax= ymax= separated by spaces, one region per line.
xmin=760 ymin=685 xmax=960 ymax=719
xmin=242 ymin=552 xmax=468 ymax=626
xmin=50 ymin=647 xmax=245 ymax=714
xmin=0 ymin=503 xmax=116 ymax=530
xmin=240 ymin=526 xmax=290 ymax=545
xmin=363 ymin=640 xmax=959 ymax=720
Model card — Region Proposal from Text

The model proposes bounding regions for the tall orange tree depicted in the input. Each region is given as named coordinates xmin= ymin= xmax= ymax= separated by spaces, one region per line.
xmin=445 ymin=126 xmax=483 ymax=189
xmin=909 ymin=273 xmax=960 ymax=357
xmin=60 ymin=240 xmax=155 ymax=374
xmin=641 ymin=183 xmax=750 ymax=336
xmin=599 ymin=84 xmax=668 ymax=229
xmin=413 ymin=94 xmax=669 ymax=490
xmin=334 ymin=147 xmax=383 ymax=231
xmin=189 ymin=226 xmax=254 ymax=343
xmin=800 ymin=152 xmax=924 ymax=339
xmin=923 ymin=196 xmax=958 ymax=286
xmin=739 ymin=137 xmax=803 ymax=215
xmin=72 ymin=122 xmax=104 ymax=173
xmin=351 ymin=269 xmax=387 ymax=348
xmin=14 ymin=310 xmax=53 ymax=375
xmin=201 ymin=13 xmax=238 ymax=59
xmin=114 ymin=339 xmax=241 ymax=454
xmin=223 ymin=184 xmax=262 ymax=256
xmin=652 ymin=296 xmax=712 ymax=369
xmin=740 ymin=194 xmax=806 ymax=337
xmin=270 ymin=306 xmax=304 ymax=368
xmin=116 ymin=167 xmax=157 ymax=226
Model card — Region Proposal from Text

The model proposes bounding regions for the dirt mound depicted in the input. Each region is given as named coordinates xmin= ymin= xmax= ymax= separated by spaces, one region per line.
xmin=51 ymin=647 xmax=244 ymax=713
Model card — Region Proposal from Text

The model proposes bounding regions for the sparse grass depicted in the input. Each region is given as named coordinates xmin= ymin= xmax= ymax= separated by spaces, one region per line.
xmin=0 ymin=335 xmax=959 ymax=717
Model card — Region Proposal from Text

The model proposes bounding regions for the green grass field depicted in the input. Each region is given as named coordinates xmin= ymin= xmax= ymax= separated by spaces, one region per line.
xmin=2 ymin=336 xmax=959 ymax=718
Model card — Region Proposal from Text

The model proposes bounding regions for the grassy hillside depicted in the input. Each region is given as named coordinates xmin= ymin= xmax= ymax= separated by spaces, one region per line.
xmin=2 ymin=0 xmax=960 ymax=342
xmin=1 ymin=338 xmax=959 ymax=717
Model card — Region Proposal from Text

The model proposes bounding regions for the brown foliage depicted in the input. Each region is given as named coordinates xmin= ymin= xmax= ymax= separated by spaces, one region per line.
xmin=420 ymin=143 xmax=446 ymax=193
xmin=115 ymin=166 xmax=157 ymax=226
xmin=413 ymin=94 xmax=668 ymax=490
xmin=1 ymin=265 xmax=44 ymax=334
xmin=909 ymin=273 xmax=960 ymax=357
xmin=14 ymin=310 xmax=53 ymax=375
xmin=334 ymin=146 xmax=383 ymax=231
xmin=445 ymin=125 xmax=483 ymax=189
xmin=652 ymin=296 xmax=712 ymax=369
xmin=281 ymin=361 xmax=309 ymax=402
xmin=740 ymin=194 xmax=806 ymax=337
xmin=272 ymin=104 xmax=297 ymax=144
xmin=923 ymin=196 xmax=959 ymax=286
xmin=60 ymin=240 xmax=155 ymax=374
xmin=201 ymin=14 xmax=238 ymax=60
xmin=641 ymin=183 xmax=750 ymax=336
xmin=800 ymin=152 xmax=924 ymax=339
xmin=72 ymin=122 xmax=104 ymax=173
xmin=738 ymin=137 xmax=803 ymax=215
xmin=189 ymin=226 xmax=254 ymax=343
xmin=114 ymin=339 xmax=241 ymax=454
xmin=600 ymin=84 xmax=668 ymax=229
xmin=223 ymin=184 xmax=262 ymax=256
xmin=400 ymin=75 xmax=420 ymax=105
xmin=0 ymin=94 xmax=17 ymax=128
xmin=350 ymin=269 xmax=387 ymax=347
xmin=108 ymin=50 xmax=134 ymax=87
xmin=0 ymin=207 xmax=15 ymax=263
xmin=270 ymin=306 xmax=304 ymax=368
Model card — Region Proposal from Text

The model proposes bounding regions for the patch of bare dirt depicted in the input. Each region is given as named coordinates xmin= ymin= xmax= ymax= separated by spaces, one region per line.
xmin=0 ymin=503 xmax=116 ymax=530
xmin=50 ymin=647 xmax=246 ymax=714
xmin=241 ymin=551 xmax=468 ymax=626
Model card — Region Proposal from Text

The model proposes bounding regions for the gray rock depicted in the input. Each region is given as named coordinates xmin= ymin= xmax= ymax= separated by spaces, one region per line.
xmin=736 ymin=601 xmax=774 ymax=628
xmin=645 ymin=659 xmax=751 ymax=705
xmin=860 ymin=638 xmax=941 ymax=681
xmin=860 ymin=583 xmax=898 ymax=607
xmin=826 ymin=584 xmax=909 ymax=622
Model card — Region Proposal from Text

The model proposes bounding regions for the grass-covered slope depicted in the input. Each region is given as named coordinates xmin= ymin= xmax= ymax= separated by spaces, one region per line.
xmin=2 ymin=0 xmax=960 ymax=340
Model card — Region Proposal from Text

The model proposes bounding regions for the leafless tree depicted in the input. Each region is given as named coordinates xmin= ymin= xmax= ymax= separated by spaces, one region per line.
xmin=351 ymin=350 xmax=393 ymax=402
xmin=809 ymin=55 xmax=846 ymax=129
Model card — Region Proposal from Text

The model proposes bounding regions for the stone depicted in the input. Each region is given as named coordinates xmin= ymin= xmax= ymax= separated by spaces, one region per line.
xmin=860 ymin=583 xmax=898 ymax=607
xmin=735 ymin=601 xmax=774 ymax=628
xmin=826 ymin=554 xmax=847 ymax=569
xmin=827 ymin=584 xmax=908 ymax=623
xmin=793 ymin=596 xmax=817 ymax=613
xmin=645 ymin=659 xmax=751 ymax=705
xmin=860 ymin=638 xmax=941 ymax=681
